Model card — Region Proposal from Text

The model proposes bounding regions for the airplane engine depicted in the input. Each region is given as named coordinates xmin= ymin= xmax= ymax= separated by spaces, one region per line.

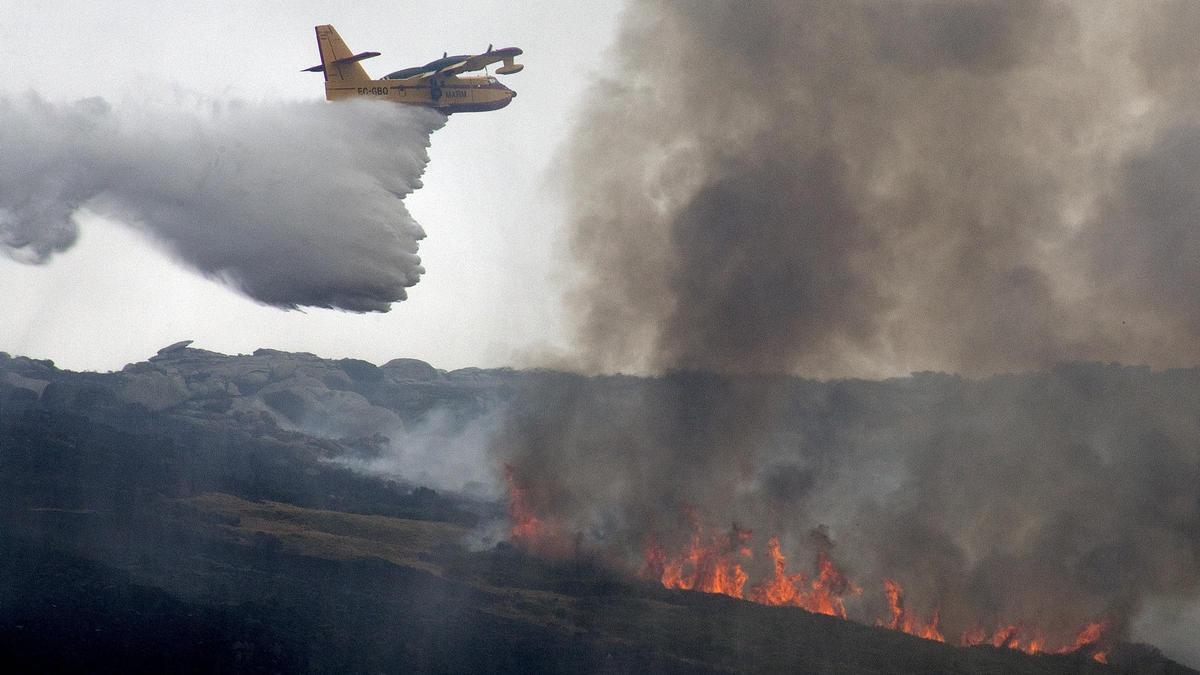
xmin=496 ymin=57 xmax=524 ymax=75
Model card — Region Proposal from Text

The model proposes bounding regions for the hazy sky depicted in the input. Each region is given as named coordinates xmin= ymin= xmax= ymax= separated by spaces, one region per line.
xmin=0 ymin=0 xmax=621 ymax=372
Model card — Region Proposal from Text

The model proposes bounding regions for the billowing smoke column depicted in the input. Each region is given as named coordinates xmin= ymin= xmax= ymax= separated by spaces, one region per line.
xmin=0 ymin=93 xmax=444 ymax=311
xmin=498 ymin=0 xmax=1200 ymax=663
xmin=564 ymin=0 xmax=1200 ymax=378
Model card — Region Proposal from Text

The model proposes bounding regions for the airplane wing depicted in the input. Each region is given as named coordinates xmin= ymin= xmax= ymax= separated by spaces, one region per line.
xmin=386 ymin=61 xmax=461 ymax=83
xmin=435 ymin=58 xmax=474 ymax=77
xmin=389 ymin=47 xmax=524 ymax=82
xmin=445 ymin=47 xmax=523 ymax=76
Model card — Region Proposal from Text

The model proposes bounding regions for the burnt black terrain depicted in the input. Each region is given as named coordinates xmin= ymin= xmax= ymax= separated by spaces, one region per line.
xmin=0 ymin=347 xmax=1194 ymax=673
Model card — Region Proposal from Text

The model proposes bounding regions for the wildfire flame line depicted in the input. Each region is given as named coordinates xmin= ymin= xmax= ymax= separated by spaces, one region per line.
xmin=503 ymin=470 xmax=1110 ymax=664
xmin=885 ymin=581 xmax=1109 ymax=663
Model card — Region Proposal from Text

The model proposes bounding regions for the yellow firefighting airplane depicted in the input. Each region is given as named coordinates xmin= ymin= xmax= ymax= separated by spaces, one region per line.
xmin=303 ymin=25 xmax=522 ymax=113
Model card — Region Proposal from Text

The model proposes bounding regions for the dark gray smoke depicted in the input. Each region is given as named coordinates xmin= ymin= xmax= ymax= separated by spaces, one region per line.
xmin=498 ymin=0 xmax=1200 ymax=664
xmin=1 ymin=93 xmax=444 ymax=311
xmin=562 ymin=0 xmax=1200 ymax=378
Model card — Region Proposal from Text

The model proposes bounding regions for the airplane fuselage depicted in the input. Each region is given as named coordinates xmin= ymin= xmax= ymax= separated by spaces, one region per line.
xmin=325 ymin=75 xmax=515 ymax=113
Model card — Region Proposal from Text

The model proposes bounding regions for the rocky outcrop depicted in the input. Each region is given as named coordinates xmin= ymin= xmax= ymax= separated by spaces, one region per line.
xmin=120 ymin=371 xmax=191 ymax=411
xmin=381 ymin=358 xmax=440 ymax=382
xmin=0 ymin=352 xmax=56 ymax=397
xmin=1 ymin=345 xmax=512 ymax=445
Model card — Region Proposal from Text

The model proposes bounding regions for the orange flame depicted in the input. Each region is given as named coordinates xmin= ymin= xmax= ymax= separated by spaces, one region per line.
xmin=1056 ymin=620 xmax=1109 ymax=663
xmin=642 ymin=522 xmax=860 ymax=618
xmin=641 ymin=516 xmax=752 ymax=599
xmin=959 ymin=619 xmax=1109 ymax=663
xmin=993 ymin=624 xmax=1022 ymax=649
xmin=503 ymin=464 xmax=543 ymax=547
xmin=746 ymin=537 xmax=858 ymax=618
xmin=503 ymin=464 xmax=580 ymax=558
xmin=878 ymin=579 xmax=944 ymax=642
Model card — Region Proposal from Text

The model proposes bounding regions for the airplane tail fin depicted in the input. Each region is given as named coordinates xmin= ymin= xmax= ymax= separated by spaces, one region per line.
xmin=305 ymin=25 xmax=375 ymax=83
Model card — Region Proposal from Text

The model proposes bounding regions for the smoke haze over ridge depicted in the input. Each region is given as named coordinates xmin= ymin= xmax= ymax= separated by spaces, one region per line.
xmin=1 ymin=93 xmax=444 ymax=312
xmin=494 ymin=367 xmax=1200 ymax=659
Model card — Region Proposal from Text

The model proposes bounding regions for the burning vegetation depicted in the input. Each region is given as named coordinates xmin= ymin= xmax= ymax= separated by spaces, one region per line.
xmin=504 ymin=464 xmax=544 ymax=547
xmin=504 ymin=474 xmax=1112 ymax=663
xmin=639 ymin=510 xmax=753 ymax=599
xmin=746 ymin=534 xmax=857 ymax=619
xmin=880 ymin=578 xmax=943 ymax=643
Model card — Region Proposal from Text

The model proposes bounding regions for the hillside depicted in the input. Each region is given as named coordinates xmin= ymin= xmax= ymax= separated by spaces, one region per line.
xmin=0 ymin=346 xmax=1195 ymax=673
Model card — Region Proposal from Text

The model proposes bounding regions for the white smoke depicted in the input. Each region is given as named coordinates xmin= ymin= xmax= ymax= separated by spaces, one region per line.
xmin=0 ymin=92 xmax=445 ymax=311
xmin=334 ymin=403 xmax=508 ymax=499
